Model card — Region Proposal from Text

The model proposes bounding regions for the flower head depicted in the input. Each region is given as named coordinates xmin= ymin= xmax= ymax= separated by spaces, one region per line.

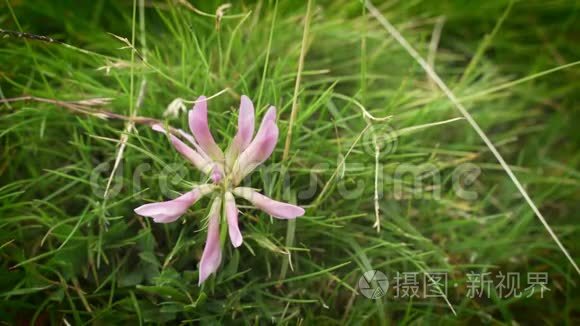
xmin=134 ymin=95 xmax=305 ymax=285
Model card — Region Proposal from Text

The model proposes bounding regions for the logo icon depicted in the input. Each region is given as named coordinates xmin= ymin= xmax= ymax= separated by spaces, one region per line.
xmin=362 ymin=123 xmax=398 ymax=158
xmin=358 ymin=270 xmax=389 ymax=299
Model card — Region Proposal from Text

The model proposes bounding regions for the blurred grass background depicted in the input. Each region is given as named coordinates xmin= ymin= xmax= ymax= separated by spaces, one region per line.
xmin=1 ymin=0 xmax=579 ymax=324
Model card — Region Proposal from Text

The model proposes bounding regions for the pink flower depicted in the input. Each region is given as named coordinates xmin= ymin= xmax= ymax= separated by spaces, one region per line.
xmin=134 ymin=184 xmax=215 ymax=223
xmin=134 ymin=95 xmax=305 ymax=285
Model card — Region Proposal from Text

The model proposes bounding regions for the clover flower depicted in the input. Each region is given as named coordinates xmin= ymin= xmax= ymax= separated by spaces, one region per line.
xmin=134 ymin=95 xmax=305 ymax=284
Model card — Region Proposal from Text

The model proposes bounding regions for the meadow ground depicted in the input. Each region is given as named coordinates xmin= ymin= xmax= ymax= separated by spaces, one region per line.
xmin=1 ymin=0 xmax=579 ymax=324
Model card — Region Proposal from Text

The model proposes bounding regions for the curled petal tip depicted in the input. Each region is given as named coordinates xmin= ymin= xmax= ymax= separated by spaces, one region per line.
xmin=151 ymin=123 xmax=165 ymax=133
xmin=231 ymin=236 xmax=243 ymax=248
xmin=288 ymin=205 xmax=305 ymax=218
xmin=263 ymin=106 xmax=277 ymax=124
xmin=268 ymin=203 xmax=304 ymax=219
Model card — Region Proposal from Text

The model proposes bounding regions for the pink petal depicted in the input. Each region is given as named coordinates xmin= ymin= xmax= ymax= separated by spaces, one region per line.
xmin=175 ymin=129 xmax=211 ymax=161
xmin=188 ymin=96 xmax=224 ymax=161
xmin=233 ymin=187 xmax=304 ymax=219
xmin=233 ymin=114 xmax=278 ymax=184
xmin=225 ymin=192 xmax=242 ymax=247
xmin=260 ymin=106 xmax=277 ymax=128
xmin=151 ymin=124 xmax=213 ymax=173
xmin=169 ymin=134 xmax=214 ymax=175
xmin=226 ymin=95 xmax=255 ymax=168
xmin=198 ymin=197 xmax=223 ymax=285
xmin=151 ymin=123 xmax=165 ymax=133
xmin=134 ymin=185 xmax=215 ymax=223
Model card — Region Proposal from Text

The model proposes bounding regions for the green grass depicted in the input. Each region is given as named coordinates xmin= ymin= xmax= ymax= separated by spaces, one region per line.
xmin=1 ymin=0 xmax=579 ymax=324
